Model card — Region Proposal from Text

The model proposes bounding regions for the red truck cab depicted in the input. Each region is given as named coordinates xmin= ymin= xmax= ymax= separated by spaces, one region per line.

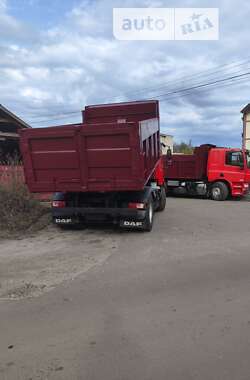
xmin=207 ymin=148 xmax=250 ymax=198
xmin=165 ymin=145 xmax=250 ymax=201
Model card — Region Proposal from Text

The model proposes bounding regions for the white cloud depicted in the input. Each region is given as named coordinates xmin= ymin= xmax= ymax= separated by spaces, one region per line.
xmin=3 ymin=68 xmax=26 ymax=82
xmin=21 ymin=87 xmax=51 ymax=102
xmin=0 ymin=0 xmax=248 ymax=146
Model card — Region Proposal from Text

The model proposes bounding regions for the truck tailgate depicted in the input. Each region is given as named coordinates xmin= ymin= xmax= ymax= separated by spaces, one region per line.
xmin=20 ymin=123 xmax=145 ymax=192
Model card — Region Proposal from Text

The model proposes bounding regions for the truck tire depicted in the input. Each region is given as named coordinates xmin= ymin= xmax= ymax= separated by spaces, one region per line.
xmin=157 ymin=186 xmax=166 ymax=211
xmin=143 ymin=197 xmax=154 ymax=231
xmin=210 ymin=182 xmax=229 ymax=201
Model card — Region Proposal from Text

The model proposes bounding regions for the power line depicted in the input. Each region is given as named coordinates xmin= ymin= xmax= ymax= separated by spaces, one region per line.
xmin=23 ymin=59 xmax=250 ymax=124
xmin=26 ymin=57 xmax=250 ymax=121
xmin=150 ymin=71 xmax=250 ymax=101
xmin=27 ymin=109 xmax=81 ymax=121
xmin=28 ymin=72 xmax=250 ymax=125
xmin=118 ymin=57 xmax=250 ymax=99
xmin=31 ymin=113 xmax=81 ymax=125
xmin=159 ymin=76 xmax=249 ymax=103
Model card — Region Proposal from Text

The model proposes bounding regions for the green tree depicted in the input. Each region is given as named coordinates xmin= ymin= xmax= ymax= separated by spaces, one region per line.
xmin=173 ymin=140 xmax=193 ymax=154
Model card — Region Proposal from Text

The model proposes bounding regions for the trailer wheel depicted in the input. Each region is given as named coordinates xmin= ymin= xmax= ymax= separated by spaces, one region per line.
xmin=210 ymin=182 xmax=229 ymax=201
xmin=157 ymin=186 xmax=166 ymax=211
xmin=143 ymin=197 xmax=154 ymax=231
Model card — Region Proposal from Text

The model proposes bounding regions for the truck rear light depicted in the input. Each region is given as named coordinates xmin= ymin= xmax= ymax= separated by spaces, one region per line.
xmin=52 ymin=200 xmax=66 ymax=208
xmin=128 ymin=202 xmax=145 ymax=210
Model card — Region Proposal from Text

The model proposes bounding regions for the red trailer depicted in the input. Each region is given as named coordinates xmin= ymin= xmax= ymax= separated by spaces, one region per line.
xmin=20 ymin=101 xmax=166 ymax=231
xmin=164 ymin=144 xmax=250 ymax=200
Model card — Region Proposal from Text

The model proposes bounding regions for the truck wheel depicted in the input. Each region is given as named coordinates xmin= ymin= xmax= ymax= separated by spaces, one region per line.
xmin=143 ymin=197 xmax=154 ymax=231
xmin=157 ymin=186 xmax=166 ymax=211
xmin=210 ymin=182 xmax=229 ymax=201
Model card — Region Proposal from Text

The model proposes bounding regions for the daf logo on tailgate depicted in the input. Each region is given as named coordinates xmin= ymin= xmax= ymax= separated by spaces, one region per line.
xmin=55 ymin=218 xmax=72 ymax=224
xmin=123 ymin=221 xmax=143 ymax=227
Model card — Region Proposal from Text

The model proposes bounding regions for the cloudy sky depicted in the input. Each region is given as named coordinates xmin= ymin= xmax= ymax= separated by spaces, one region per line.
xmin=0 ymin=0 xmax=249 ymax=146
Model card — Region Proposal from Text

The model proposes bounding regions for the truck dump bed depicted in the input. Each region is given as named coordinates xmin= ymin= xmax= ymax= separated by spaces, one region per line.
xmin=20 ymin=101 xmax=160 ymax=193
xmin=164 ymin=144 xmax=215 ymax=180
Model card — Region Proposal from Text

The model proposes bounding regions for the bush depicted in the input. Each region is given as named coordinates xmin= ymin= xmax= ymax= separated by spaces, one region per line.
xmin=0 ymin=166 xmax=48 ymax=233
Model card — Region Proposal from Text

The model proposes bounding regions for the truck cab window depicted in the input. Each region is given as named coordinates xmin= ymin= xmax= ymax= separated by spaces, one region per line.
xmin=226 ymin=151 xmax=243 ymax=167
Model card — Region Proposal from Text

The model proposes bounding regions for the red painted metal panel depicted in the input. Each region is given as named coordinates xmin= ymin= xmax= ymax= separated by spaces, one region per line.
xmin=20 ymin=101 xmax=160 ymax=193
xmin=83 ymin=100 xmax=159 ymax=124
xmin=164 ymin=145 xmax=213 ymax=180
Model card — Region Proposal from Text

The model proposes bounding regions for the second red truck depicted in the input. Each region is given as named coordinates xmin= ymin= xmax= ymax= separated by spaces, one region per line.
xmin=164 ymin=144 xmax=250 ymax=201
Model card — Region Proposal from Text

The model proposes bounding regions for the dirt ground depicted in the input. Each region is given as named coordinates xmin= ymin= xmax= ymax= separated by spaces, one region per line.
xmin=0 ymin=223 xmax=119 ymax=300
xmin=1 ymin=195 xmax=250 ymax=380
xmin=0 ymin=194 xmax=249 ymax=301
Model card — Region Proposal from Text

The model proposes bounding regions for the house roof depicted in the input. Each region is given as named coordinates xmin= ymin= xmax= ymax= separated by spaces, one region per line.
xmin=160 ymin=133 xmax=173 ymax=138
xmin=241 ymin=104 xmax=250 ymax=114
xmin=0 ymin=104 xmax=30 ymax=140
xmin=0 ymin=104 xmax=30 ymax=130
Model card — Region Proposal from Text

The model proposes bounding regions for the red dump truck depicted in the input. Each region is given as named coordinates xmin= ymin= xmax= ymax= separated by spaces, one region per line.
xmin=20 ymin=101 xmax=166 ymax=231
xmin=164 ymin=144 xmax=250 ymax=200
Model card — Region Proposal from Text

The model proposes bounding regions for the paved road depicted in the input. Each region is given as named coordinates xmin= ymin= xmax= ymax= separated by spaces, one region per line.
xmin=1 ymin=197 xmax=250 ymax=380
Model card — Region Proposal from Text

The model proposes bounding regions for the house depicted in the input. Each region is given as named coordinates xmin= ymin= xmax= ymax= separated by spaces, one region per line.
xmin=241 ymin=104 xmax=250 ymax=150
xmin=160 ymin=133 xmax=174 ymax=154
xmin=0 ymin=104 xmax=30 ymax=162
